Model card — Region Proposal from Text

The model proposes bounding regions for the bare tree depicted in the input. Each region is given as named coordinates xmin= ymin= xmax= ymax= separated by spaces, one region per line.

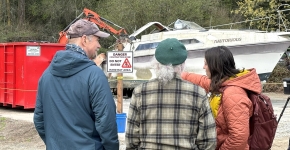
xmin=6 ymin=0 xmax=11 ymax=26
xmin=17 ymin=0 xmax=25 ymax=29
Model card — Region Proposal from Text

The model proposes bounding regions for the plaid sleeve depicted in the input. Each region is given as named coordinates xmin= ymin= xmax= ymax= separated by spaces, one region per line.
xmin=125 ymin=88 xmax=141 ymax=149
xmin=196 ymin=97 xmax=217 ymax=150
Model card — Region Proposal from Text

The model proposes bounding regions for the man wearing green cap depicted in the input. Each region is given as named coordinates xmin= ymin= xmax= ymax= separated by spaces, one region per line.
xmin=125 ymin=38 xmax=216 ymax=149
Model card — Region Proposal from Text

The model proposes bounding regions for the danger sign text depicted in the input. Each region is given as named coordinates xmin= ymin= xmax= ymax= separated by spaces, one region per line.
xmin=107 ymin=51 xmax=133 ymax=73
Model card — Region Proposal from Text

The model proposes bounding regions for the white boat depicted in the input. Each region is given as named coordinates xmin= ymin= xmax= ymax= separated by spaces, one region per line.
xmin=107 ymin=19 xmax=290 ymax=84
xmin=104 ymin=17 xmax=290 ymax=95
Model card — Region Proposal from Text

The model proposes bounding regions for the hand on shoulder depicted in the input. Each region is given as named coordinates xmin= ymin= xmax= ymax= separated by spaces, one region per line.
xmin=181 ymin=72 xmax=190 ymax=79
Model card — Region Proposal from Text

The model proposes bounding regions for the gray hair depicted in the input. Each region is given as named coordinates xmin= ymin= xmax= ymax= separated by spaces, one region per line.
xmin=151 ymin=57 xmax=185 ymax=85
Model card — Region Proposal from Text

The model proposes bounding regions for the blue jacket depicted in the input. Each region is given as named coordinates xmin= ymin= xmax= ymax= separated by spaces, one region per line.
xmin=33 ymin=44 xmax=119 ymax=150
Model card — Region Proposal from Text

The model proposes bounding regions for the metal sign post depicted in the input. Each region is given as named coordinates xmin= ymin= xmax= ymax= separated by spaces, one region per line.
xmin=277 ymin=96 xmax=290 ymax=150
xmin=278 ymin=96 xmax=290 ymax=123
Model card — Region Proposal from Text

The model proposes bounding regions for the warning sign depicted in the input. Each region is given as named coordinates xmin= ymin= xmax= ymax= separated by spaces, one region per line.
xmin=107 ymin=51 xmax=133 ymax=73
xmin=122 ymin=58 xmax=132 ymax=68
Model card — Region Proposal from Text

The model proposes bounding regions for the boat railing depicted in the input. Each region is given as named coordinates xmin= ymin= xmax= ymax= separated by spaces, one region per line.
xmin=277 ymin=7 xmax=290 ymax=32
xmin=204 ymin=17 xmax=271 ymax=32
xmin=205 ymin=5 xmax=290 ymax=32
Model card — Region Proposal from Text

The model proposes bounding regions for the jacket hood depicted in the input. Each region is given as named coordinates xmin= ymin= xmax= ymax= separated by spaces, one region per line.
xmin=222 ymin=68 xmax=262 ymax=94
xmin=49 ymin=50 xmax=95 ymax=77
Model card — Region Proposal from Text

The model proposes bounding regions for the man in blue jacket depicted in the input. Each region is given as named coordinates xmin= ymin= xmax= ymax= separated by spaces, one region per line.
xmin=33 ymin=19 xmax=119 ymax=150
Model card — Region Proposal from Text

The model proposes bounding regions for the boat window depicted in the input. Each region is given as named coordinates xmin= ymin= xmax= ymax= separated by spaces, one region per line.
xmin=174 ymin=19 xmax=205 ymax=30
xmin=135 ymin=39 xmax=199 ymax=51
xmin=179 ymin=39 xmax=200 ymax=44
xmin=136 ymin=42 xmax=159 ymax=51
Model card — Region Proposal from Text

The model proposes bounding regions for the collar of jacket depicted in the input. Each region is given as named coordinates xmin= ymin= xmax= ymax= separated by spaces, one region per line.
xmin=65 ymin=44 xmax=87 ymax=57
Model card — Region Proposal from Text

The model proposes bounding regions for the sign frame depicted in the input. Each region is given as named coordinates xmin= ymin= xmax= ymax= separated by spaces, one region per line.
xmin=26 ymin=46 xmax=41 ymax=56
xmin=107 ymin=51 xmax=133 ymax=73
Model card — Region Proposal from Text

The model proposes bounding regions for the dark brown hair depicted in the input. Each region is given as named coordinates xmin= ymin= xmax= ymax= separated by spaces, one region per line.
xmin=205 ymin=46 xmax=241 ymax=94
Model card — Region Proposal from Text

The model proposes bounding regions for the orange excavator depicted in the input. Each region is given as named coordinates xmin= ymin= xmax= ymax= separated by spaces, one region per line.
xmin=58 ymin=8 xmax=128 ymax=44
xmin=57 ymin=8 xmax=133 ymax=100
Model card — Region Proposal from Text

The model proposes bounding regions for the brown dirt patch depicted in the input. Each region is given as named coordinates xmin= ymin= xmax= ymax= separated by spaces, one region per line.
xmin=0 ymin=116 xmax=289 ymax=150
xmin=0 ymin=117 xmax=45 ymax=150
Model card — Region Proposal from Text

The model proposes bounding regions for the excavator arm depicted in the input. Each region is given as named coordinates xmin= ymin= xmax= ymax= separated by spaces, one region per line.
xmin=58 ymin=8 xmax=128 ymax=44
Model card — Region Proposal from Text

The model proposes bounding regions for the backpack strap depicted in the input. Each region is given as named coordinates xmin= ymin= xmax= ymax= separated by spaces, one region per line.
xmin=220 ymin=85 xmax=251 ymax=105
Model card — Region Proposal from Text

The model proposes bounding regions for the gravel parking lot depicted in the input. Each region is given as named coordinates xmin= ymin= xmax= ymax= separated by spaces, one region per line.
xmin=0 ymin=92 xmax=289 ymax=150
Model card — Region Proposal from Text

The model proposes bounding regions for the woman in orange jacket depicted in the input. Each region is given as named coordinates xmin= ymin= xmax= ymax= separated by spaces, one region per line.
xmin=181 ymin=46 xmax=262 ymax=150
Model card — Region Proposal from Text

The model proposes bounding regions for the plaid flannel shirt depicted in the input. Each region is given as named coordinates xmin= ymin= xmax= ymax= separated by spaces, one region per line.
xmin=126 ymin=75 xmax=216 ymax=150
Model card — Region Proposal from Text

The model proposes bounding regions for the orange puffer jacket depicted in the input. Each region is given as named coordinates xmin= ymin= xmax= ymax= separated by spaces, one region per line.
xmin=182 ymin=68 xmax=262 ymax=150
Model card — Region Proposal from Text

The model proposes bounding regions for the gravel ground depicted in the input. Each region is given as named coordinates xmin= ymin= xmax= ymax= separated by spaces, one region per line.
xmin=0 ymin=92 xmax=289 ymax=150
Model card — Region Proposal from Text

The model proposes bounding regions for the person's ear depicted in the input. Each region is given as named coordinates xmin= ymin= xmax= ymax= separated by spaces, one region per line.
xmin=82 ymin=35 xmax=87 ymax=43
xmin=81 ymin=35 xmax=88 ymax=46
